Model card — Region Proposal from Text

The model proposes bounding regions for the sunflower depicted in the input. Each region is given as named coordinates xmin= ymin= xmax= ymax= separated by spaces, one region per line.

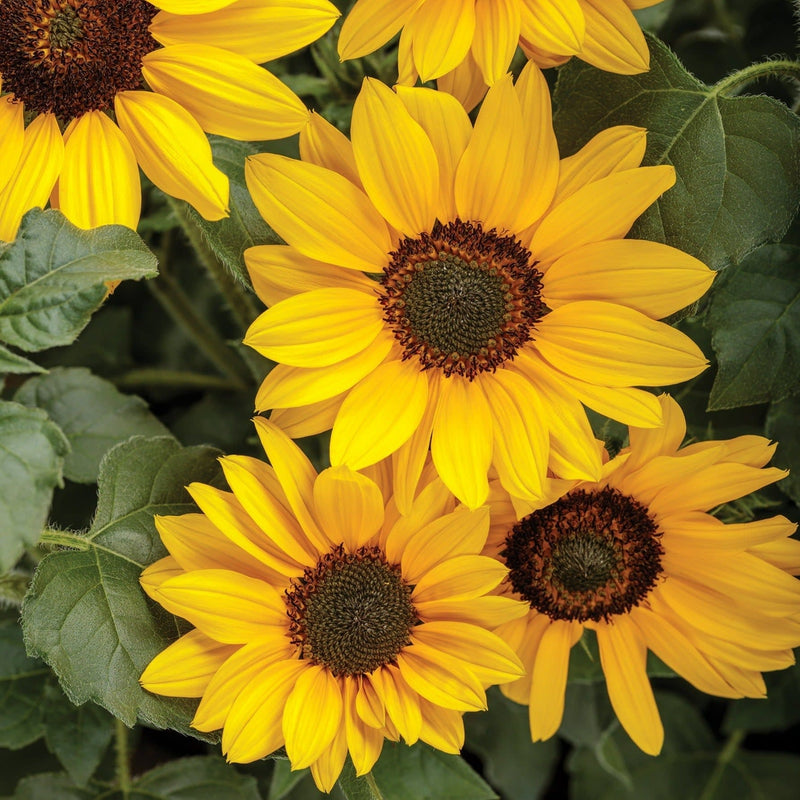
xmin=242 ymin=68 xmax=713 ymax=511
xmin=487 ymin=393 xmax=800 ymax=755
xmin=0 ymin=0 xmax=340 ymax=240
xmin=338 ymin=0 xmax=663 ymax=89
xmin=140 ymin=418 xmax=526 ymax=791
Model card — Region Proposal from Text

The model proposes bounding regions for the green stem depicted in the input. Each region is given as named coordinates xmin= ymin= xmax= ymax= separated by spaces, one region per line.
xmin=113 ymin=368 xmax=242 ymax=393
xmin=363 ymin=772 xmax=386 ymax=800
xmin=714 ymin=59 xmax=800 ymax=96
xmin=168 ymin=197 xmax=261 ymax=332
xmin=39 ymin=529 xmax=91 ymax=551
xmin=115 ymin=718 xmax=132 ymax=798
xmin=147 ymin=271 xmax=251 ymax=389
xmin=698 ymin=729 xmax=746 ymax=800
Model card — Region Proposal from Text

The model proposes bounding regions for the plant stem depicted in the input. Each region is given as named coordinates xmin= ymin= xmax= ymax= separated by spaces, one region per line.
xmin=698 ymin=729 xmax=746 ymax=800
xmin=115 ymin=718 xmax=132 ymax=798
xmin=113 ymin=368 xmax=242 ymax=393
xmin=363 ymin=772 xmax=386 ymax=800
xmin=168 ymin=197 xmax=261 ymax=332
xmin=39 ymin=529 xmax=91 ymax=551
xmin=714 ymin=60 xmax=800 ymax=96
xmin=147 ymin=270 xmax=251 ymax=390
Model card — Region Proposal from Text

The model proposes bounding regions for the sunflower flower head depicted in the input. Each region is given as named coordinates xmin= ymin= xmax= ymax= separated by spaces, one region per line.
xmin=338 ymin=0 xmax=664 ymax=95
xmin=488 ymin=394 xmax=800 ymax=755
xmin=243 ymin=68 xmax=713 ymax=512
xmin=140 ymin=419 xmax=526 ymax=792
xmin=0 ymin=0 xmax=340 ymax=239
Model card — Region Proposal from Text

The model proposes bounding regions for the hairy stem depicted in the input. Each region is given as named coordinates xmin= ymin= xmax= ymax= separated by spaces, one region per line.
xmin=714 ymin=59 xmax=800 ymax=96
xmin=115 ymin=718 xmax=132 ymax=798
xmin=698 ymin=729 xmax=746 ymax=800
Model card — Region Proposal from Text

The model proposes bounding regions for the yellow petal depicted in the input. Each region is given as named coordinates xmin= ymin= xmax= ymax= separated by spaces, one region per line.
xmin=330 ymin=359 xmax=430 ymax=470
xmin=454 ymin=74 xmax=525 ymax=231
xmin=531 ymin=166 xmax=675 ymax=265
xmin=512 ymin=61 xmax=560 ymax=229
xmin=155 ymin=569 xmax=286 ymax=643
xmin=141 ymin=629 xmax=236 ymax=697
xmin=245 ymin=153 xmax=392 ymax=271
xmin=283 ymin=665 xmax=343 ymax=769
xmin=411 ymin=555 xmax=509 ymax=603
xmin=580 ymin=0 xmax=650 ymax=75
xmin=299 ymin=111 xmax=361 ymax=187
xmin=529 ymin=621 xmax=581 ymax=740
xmin=0 ymin=96 xmax=25 ymax=194
xmin=114 ymin=90 xmax=228 ymax=220
xmin=244 ymin=288 xmax=383 ymax=368
xmin=313 ymin=466 xmax=385 ymax=551
xmin=352 ymin=78 xmax=439 ymax=237
xmin=625 ymin=392 xmax=686 ymax=468
xmin=535 ymin=301 xmax=708 ymax=387
xmin=418 ymin=697 xmax=464 ymax=753
xmin=55 ymin=111 xmax=140 ymax=230
xmin=410 ymin=0 xmax=476 ymax=81
xmin=543 ymin=240 xmax=714 ymax=318
xmin=480 ymin=368 xmax=549 ymax=502
xmin=749 ymin=538 xmax=800 ymax=575
xmin=659 ymin=512 xmax=796 ymax=551
xmin=554 ymin=125 xmax=647 ymax=205
xmin=595 ymin=616 xmax=664 ymax=755
xmin=270 ymin=395 xmax=343 ymax=439
xmin=431 ymin=376 xmax=493 ymax=509
xmin=368 ymin=665 xmax=422 ymax=744
xmin=140 ymin=556 xmax=184 ymax=599
xmin=518 ymin=0 xmax=585 ymax=55
xmin=152 ymin=0 xmax=235 ymax=12
xmin=254 ymin=332 xmax=393 ymax=410
xmin=436 ymin=50 xmax=489 ymax=113
xmin=310 ymin=725 xmax=349 ymax=792
xmin=142 ymin=45 xmax=308 ymax=140
xmin=415 ymin=596 xmax=529 ymax=628
xmin=395 ymin=85 xmax=471 ymax=222
xmin=0 ymin=113 xmax=63 ymax=242
xmin=151 ymin=0 xmax=340 ymax=64
xmin=471 ymin=0 xmax=521 ymax=85
xmin=338 ymin=0 xmax=423 ymax=61
xmin=344 ymin=681 xmax=384 ymax=776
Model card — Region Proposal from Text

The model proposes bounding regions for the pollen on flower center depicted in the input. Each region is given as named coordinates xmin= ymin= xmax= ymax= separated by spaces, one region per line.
xmin=284 ymin=544 xmax=417 ymax=676
xmin=502 ymin=487 xmax=664 ymax=623
xmin=379 ymin=219 xmax=544 ymax=379
xmin=0 ymin=0 xmax=159 ymax=119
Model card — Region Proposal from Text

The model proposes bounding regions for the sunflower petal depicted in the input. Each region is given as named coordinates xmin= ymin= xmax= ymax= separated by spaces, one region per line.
xmin=338 ymin=0 xmax=423 ymax=61
xmin=410 ymin=0 xmax=476 ymax=81
xmin=471 ymin=0 xmax=521 ymax=85
xmin=580 ymin=0 xmax=650 ymax=75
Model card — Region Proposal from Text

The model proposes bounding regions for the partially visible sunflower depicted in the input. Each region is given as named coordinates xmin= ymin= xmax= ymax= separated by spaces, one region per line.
xmin=339 ymin=0 xmax=663 ymax=90
xmin=140 ymin=419 xmax=525 ymax=792
xmin=0 ymin=0 xmax=339 ymax=240
xmin=242 ymin=68 xmax=712 ymax=511
xmin=486 ymin=394 xmax=800 ymax=755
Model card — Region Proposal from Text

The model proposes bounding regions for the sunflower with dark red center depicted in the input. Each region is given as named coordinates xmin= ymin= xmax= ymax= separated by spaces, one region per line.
xmin=0 ymin=0 xmax=340 ymax=239
xmin=485 ymin=394 xmax=800 ymax=755
xmin=243 ymin=67 xmax=713 ymax=511
xmin=139 ymin=419 xmax=525 ymax=792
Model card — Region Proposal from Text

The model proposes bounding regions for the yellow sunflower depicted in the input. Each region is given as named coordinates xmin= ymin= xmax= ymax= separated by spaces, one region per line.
xmin=339 ymin=0 xmax=663 ymax=89
xmin=140 ymin=418 xmax=526 ymax=792
xmin=487 ymin=393 xmax=800 ymax=755
xmin=0 ymin=0 xmax=340 ymax=240
xmin=242 ymin=68 xmax=713 ymax=511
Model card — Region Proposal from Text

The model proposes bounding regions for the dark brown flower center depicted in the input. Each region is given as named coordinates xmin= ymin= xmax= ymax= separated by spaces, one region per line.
xmin=284 ymin=545 xmax=417 ymax=677
xmin=502 ymin=487 xmax=664 ymax=623
xmin=379 ymin=219 xmax=544 ymax=379
xmin=0 ymin=0 xmax=158 ymax=119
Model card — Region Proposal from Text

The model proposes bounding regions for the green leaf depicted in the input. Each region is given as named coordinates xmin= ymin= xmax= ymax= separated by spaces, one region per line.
xmin=0 ymin=400 xmax=70 ymax=572
xmin=0 ymin=618 xmax=49 ymax=749
xmin=15 ymin=367 xmax=169 ymax=484
xmin=183 ymin=136 xmax=279 ymax=288
xmin=0 ymin=209 xmax=157 ymax=352
xmin=42 ymin=687 xmax=114 ymax=787
xmin=553 ymin=36 xmax=800 ymax=271
xmin=464 ymin=688 xmax=559 ymax=800
xmin=21 ymin=437 xmax=222 ymax=731
xmin=0 ymin=344 xmax=43 ymax=376
xmin=6 ymin=773 xmax=94 ymax=800
xmin=706 ymin=244 xmax=800 ymax=409
xmin=766 ymin=395 xmax=800 ymax=503
xmin=338 ymin=744 xmax=497 ymax=800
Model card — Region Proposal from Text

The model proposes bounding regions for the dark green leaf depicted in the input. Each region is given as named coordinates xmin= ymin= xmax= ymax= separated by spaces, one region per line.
xmin=5 ymin=772 xmax=94 ymax=800
xmin=465 ymin=688 xmax=559 ymax=800
xmin=0 ymin=618 xmax=49 ymax=749
xmin=706 ymin=244 xmax=800 ymax=409
xmin=0 ymin=344 xmax=43 ymax=376
xmin=21 ymin=437 xmax=221 ymax=730
xmin=553 ymin=36 xmax=800 ymax=271
xmin=765 ymin=394 xmax=800 ymax=504
xmin=129 ymin=756 xmax=261 ymax=800
xmin=42 ymin=687 xmax=114 ymax=787
xmin=338 ymin=744 xmax=497 ymax=800
xmin=0 ymin=210 xmax=157 ymax=352
xmin=15 ymin=367 xmax=169 ymax=484
xmin=0 ymin=401 xmax=69 ymax=572
xmin=183 ymin=136 xmax=279 ymax=289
